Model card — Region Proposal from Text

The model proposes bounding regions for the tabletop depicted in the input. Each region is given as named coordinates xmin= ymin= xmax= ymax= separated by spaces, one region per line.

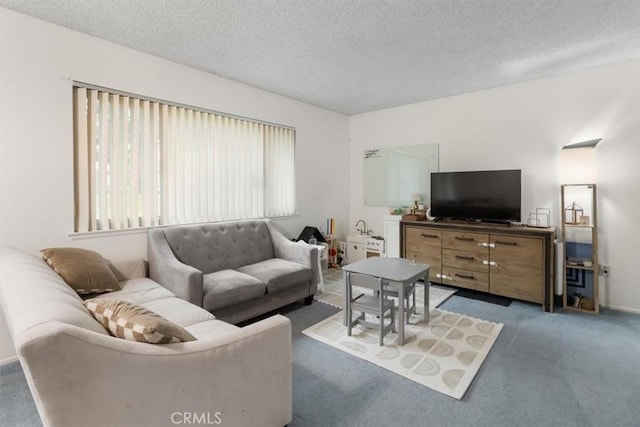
xmin=341 ymin=257 xmax=429 ymax=282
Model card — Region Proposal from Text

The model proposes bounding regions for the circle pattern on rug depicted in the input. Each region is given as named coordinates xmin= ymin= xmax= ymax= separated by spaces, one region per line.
xmin=417 ymin=338 xmax=437 ymax=353
xmin=414 ymin=357 xmax=441 ymax=376
xmin=442 ymin=369 xmax=465 ymax=390
xmin=466 ymin=335 xmax=488 ymax=349
xmin=401 ymin=353 xmax=422 ymax=369
xmin=432 ymin=341 xmax=455 ymax=357
xmin=375 ymin=346 xmax=400 ymax=360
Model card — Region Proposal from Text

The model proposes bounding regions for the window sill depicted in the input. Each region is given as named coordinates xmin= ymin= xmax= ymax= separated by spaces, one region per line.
xmin=69 ymin=214 xmax=301 ymax=240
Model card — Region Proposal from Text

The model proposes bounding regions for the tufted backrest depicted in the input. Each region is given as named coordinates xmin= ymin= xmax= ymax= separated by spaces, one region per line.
xmin=161 ymin=220 xmax=275 ymax=274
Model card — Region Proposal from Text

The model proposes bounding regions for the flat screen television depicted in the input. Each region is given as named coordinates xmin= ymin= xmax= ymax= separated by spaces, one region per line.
xmin=430 ymin=169 xmax=521 ymax=222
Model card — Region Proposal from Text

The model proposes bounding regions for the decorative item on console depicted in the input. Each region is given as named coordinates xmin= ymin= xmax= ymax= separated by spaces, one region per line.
xmin=402 ymin=209 xmax=427 ymax=221
xmin=527 ymin=208 xmax=551 ymax=228
xmin=411 ymin=192 xmax=423 ymax=210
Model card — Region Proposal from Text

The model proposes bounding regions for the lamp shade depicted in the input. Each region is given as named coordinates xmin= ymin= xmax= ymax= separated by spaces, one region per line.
xmin=560 ymin=139 xmax=600 ymax=184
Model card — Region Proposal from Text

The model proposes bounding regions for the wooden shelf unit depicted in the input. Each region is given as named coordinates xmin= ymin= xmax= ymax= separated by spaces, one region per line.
xmin=400 ymin=220 xmax=557 ymax=312
xmin=561 ymin=184 xmax=599 ymax=314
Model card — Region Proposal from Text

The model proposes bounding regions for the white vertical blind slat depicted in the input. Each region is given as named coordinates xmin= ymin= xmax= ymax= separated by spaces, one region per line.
xmin=97 ymin=91 xmax=110 ymax=230
xmin=213 ymin=115 xmax=224 ymax=220
xmin=151 ymin=102 xmax=160 ymax=226
xmin=74 ymin=87 xmax=89 ymax=232
xmin=168 ymin=105 xmax=179 ymax=224
xmin=110 ymin=94 xmax=122 ymax=230
xmin=203 ymin=113 xmax=212 ymax=220
xmin=141 ymin=100 xmax=152 ymax=227
xmin=159 ymin=104 xmax=169 ymax=224
xmin=88 ymin=90 xmax=98 ymax=231
xmin=130 ymin=98 xmax=141 ymax=227
xmin=121 ymin=96 xmax=131 ymax=228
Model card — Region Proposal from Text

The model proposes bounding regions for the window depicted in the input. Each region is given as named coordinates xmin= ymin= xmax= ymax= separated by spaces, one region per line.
xmin=73 ymin=86 xmax=295 ymax=232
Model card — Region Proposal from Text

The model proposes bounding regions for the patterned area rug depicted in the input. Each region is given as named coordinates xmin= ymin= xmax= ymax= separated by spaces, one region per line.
xmin=303 ymin=309 xmax=503 ymax=400
xmin=307 ymin=268 xmax=503 ymax=400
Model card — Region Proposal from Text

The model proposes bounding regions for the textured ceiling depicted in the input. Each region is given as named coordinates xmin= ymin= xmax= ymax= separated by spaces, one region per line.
xmin=2 ymin=0 xmax=640 ymax=114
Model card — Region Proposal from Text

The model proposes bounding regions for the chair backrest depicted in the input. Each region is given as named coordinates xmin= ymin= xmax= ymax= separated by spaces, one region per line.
xmin=346 ymin=272 xmax=383 ymax=296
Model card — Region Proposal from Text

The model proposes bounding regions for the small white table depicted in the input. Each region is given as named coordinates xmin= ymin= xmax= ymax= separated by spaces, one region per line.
xmin=342 ymin=257 xmax=430 ymax=345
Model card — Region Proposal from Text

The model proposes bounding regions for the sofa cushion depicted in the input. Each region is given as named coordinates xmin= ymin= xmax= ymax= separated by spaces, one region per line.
xmin=237 ymin=258 xmax=312 ymax=294
xmin=140 ymin=297 xmax=216 ymax=327
xmin=108 ymin=259 xmax=147 ymax=281
xmin=107 ymin=277 xmax=177 ymax=304
xmin=40 ymin=247 xmax=120 ymax=295
xmin=162 ymin=220 xmax=275 ymax=274
xmin=94 ymin=283 xmax=216 ymax=327
xmin=84 ymin=298 xmax=196 ymax=344
xmin=202 ymin=269 xmax=266 ymax=312
xmin=184 ymin=319 xmax=239 ymax=340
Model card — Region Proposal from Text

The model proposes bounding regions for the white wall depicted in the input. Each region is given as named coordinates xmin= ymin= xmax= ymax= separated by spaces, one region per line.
xmin=349 ymin=59 xmax=640 ymax=313
xmin=0 ymin=8 xmax=349 ymax=360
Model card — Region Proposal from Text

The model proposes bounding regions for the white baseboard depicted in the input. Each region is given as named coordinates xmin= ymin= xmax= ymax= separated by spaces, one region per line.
xmin=0 ymin=355 xmax=18 ymax=366
xmin=602 ymin=303 xmax=640 ymax=315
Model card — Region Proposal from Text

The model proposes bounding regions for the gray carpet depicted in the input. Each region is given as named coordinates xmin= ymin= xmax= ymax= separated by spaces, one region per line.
xmin=2 ymin=295 xmax=640 ymax=427
xmin=0 ymin=360 xmax=40 ymax=427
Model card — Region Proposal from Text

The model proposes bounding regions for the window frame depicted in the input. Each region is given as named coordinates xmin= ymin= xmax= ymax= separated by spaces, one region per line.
xmin=72 ymin=82 xmax=298 ymax=237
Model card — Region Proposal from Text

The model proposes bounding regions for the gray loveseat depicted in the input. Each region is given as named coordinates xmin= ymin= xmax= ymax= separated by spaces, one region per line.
xmin=148 ymin=219 xmax=318 ymax=324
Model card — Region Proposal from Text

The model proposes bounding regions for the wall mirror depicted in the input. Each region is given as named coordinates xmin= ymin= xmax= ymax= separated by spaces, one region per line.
xmin=363 ymin=144 xmax=439 ymax=207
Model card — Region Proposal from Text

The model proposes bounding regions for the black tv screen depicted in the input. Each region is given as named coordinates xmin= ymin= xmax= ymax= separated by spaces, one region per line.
xmin=430 ymin=170 xmax=521 ymax=222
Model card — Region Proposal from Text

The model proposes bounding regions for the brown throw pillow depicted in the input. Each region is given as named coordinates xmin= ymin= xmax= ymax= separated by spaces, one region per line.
xmin=41 ymin=247 xmax=120 ymax=295
xmin=84 ymin=298 xmax=196 ymax=344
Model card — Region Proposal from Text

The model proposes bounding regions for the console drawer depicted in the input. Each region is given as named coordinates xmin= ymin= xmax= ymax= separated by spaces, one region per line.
xmin=442 ymin=230 xmax=489 ymax=252
xmin=441 ymin=267 xmax=489 ymax=292
xmin=405 ymin=227 xmax=442 ymax=251
xmin=443 ymin=248 xmax=489 ymax=273
xmin=405 ymin=249 xmax=441 ymax=269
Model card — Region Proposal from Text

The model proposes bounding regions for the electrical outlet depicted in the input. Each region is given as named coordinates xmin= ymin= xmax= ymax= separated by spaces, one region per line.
xmin=600 ymin=264 xmax=610 ymax=276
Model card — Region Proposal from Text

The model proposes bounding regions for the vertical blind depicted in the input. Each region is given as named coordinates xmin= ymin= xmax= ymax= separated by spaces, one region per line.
xmin=73 ymin=86 xmax=296 ymax=232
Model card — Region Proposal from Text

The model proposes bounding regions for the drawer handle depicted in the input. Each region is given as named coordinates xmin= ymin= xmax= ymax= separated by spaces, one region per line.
xmin=455 ymin=236 xmax=474 ymax=242
xmin=477 ymin=242 xmax=495 ymax=248
xmin=420 ymin=233 xmax=439 ymax=239
xmin=455 ymin=255 xmax=475 ymax=260
xmin=454 ymin=273 xmax=476 ymax=280
xmin=482 ymin=260 xmax=498 ymax=266
xmin=495 ymin=240 xmax=518 ymax=246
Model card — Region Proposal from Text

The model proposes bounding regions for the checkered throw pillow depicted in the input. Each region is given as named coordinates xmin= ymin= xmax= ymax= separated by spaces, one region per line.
xmin=84 ymin=298 xmax=196 ymax=344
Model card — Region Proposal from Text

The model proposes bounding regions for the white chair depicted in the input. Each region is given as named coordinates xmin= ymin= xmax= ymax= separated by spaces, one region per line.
xmin=346 ymin=272 xmax=395 ymax=346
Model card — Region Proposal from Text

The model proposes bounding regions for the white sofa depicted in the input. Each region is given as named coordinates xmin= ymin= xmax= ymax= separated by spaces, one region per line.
xmin=0 ymin=248 xmax=292 ymax=427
